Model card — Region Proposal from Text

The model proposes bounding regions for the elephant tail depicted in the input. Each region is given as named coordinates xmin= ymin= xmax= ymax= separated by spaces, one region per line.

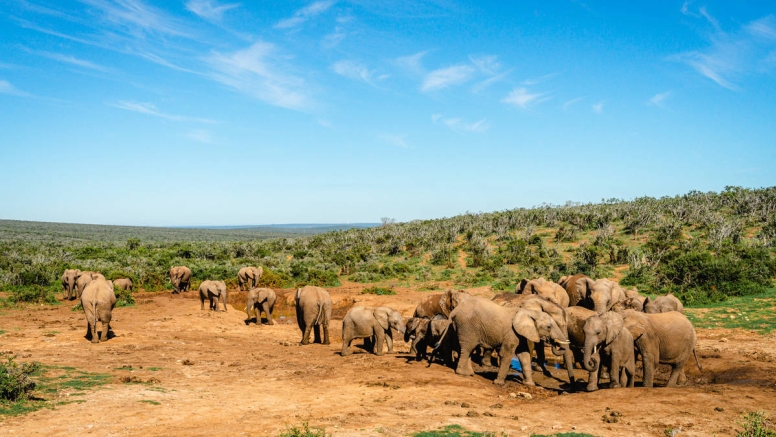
xmin=693 ymin=348 xmax=702 ymax=372
xmin=314 ymin=302 xmax=325 ymax=326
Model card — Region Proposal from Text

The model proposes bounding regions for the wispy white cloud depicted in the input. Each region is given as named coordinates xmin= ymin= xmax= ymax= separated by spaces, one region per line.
xmin=432 ymin=114 xmax=489 ymax=133
xmin=206 ymin=41 xmax=312 ymax=111
xmin=501 ymin=87 xmax=550 ymax=108
xmin=379 ymin=134 xmax=408 ymax=148
xmin=648 ymin=91 xmax=671 ymax=106
xmin=592 ymin=101 xmax=604 ymax=113
xmin=37 ymin=51 xmax=110 ymax=72
xmin=0 ymin=79 xmax=31 ymax=97
xmin=322 ymin=26 xmax=346 ymax=48
xmin=421 ymin=64 xmax=474 ymax=92
xmin=275 ymin=1 xmax=335 ymax=29
xmin=186 ymin=0 xmax=240 ymax=22
xmin=746 ymin=16 xmax=776 ymax=40
xmin=395 ymin=51 xmax=427 ymax=75
xmin=521 ymin=72 xmax=558 ymax=86
xmin=186 ymin=129 xmax=216 ymax=144
xmin=111 ymin=101 xmax=216 ymax=123
xmin=317 ymin=118 xmax=332 ymax=128
xmin=79 ymin=0 xmax=191 ymax=37
xmin=331 ymin=60 xmax=387 ymax=86
xmin=562 ymin=96 xmax=585 ymax=110
xmin=468 ymin=55 xmax=500 ymax=75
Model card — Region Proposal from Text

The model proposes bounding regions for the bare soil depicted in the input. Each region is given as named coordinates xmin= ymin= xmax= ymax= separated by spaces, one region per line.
xmin=1 ymin=285 xmax=775 ymax=436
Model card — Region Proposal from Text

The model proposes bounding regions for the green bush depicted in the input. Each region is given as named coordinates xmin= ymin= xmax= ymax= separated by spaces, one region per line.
xmin=278 ymin=422 xmax=328 ymax=437
xmin=5 ymin=285 xmax=58 ymax=305
xmin=114 ymin=287 xmax=135 ymax=307
xmin=361 ymin=286 xmax=396 ymax=296
xmin=0 ymin=356 xmax=39 ymax=402
xmin=737 ymin=411 xmax=776 ymax=437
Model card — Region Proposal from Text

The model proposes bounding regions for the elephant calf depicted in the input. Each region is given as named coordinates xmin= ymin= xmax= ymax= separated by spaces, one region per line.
xmin=113 ymin=278 xmax=133 ymax=292
xmin=81 ymin=278 xmax=117 ymax=343
xmin=342 ymin=306 xmax=406 ymax=356
xmin=199 ymin=280 xmax=228 ymax=312
xmin=246 ymin=287 xmax=276 ymax=325
xmin=644 ymin=294 xmax=684 ymax=314
xmin=582 ymin=312 xmax=636 ymax=391
xmin=296 ymin=286 xmax=332 ymax=345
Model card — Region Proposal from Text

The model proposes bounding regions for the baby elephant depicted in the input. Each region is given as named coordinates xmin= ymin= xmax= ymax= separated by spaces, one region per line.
xmin=246 ymin=287 xmax=276 ymax=325
xmin=582 ymin=311 xmax=636 ymax=391
xmin=113 ymin=278 xmax=133 ymax=292
xmin=81 ymin=278 xmax=117 ymax=343
xmin=342 ymin=306 xmax=406 ymax=356
xmin=644 ymin=294 xmax=684 ymax=314
xmin=199 ymin=280 xmax=228 ymax=311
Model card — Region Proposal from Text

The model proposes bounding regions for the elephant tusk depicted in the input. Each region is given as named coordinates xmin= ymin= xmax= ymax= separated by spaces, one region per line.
xmin=593 ymin=345 xmax=598 ymax=355
xmin=556 ymin=340 xmax=570 ymax=345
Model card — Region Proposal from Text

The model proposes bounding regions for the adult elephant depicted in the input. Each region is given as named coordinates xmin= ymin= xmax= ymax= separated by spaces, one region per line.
xmin=576 ymin=277 xmax=626 ymax=313
xmin=559 ymin=274 xmax=590 ymax=306
xmin=295 ymin=285 xmax=332 ymax=345
xmin=448 ymin=296 xmax=569 ymax=386
xmin=199 ymin=280 xmax=228 ymax=312
xmin=621 ymin=310 xmax=701 ymax=387
xmin=644 ymin=294 xmax=684 ymax=314
xmin=169 ymin=266 xmax=192 ymax=294
xmin=81 ymin=278 xmax=116 ymax=344
xmin=517 ymin=278 xmax=570 ymax=307
xmin=582 ymin=311 xmax=636 ymax=391
xmin=238 ymin=266 xmax=263 ymax=291
xmin=75 ymin=271 xmax=105 ymax=299
xmin=413 ymin=289 xmax=471 ymax=318
xmin=113 ymin=278 xmax=133 ymax=292
xmin=341 ymin=306 xmax=406 ymax=356
xmin=61 ymin=269 xmax=81 ymax=300
xmin=246 ymin=287 xmax=276 ymax=325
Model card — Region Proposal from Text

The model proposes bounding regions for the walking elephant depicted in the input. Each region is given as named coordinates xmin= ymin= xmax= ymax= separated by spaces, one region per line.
xmin=81 ymin=278 xmax=116 ymax=343
xmin=246 ymin=287 xmax=276 ymax=325
xmin=517 ymin=277 xmax=570 ymax=307
xmin=295 ymin=285 xmax=332 ymax=345
xmin=644 ymin=294 xmax=684 ymax=314
xmin=75 ymin=271 xmax=105 ymax=299
xmin=113 ymin=278 xmax=133 ymax=292
xmin=238 ymin=266 xmax=263 ymax=291
xmin=559 ymin=274 xmax=590 ymax=306
xmin=621 ymin=310 xmax=701 ymax=387
xmin=448 ymin=296 xmax=569 ymax=386
xmin=199 ymin=280 xmax=228 ymax=312
xmin=582 ymin=311 xmax=636 ymax=391
xmin=61 ymin=269 xmax=81 ymax=300
xmin=413 ymin=289 xmax=471 ymax=318
xmin=576 ymin=277 xmax=626 ymax=313
xmin=405 ymin=316 xmax=454 ymax=364
xmin=341 ymin=306 xmax=406 ymax=356
xmin=169 ymin=266 xmax=192 ymax=294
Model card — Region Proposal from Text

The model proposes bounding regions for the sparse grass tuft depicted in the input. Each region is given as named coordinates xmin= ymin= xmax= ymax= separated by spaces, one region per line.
xmin=412 ymin=425 xmax=504 ymax=437
xmin=737 ymin=410 xmax=776 ymax=437
xmin=278 ymin=422 xmax=328 ymax=437
xmin=361 ymin=286 xmax=396 ymax=296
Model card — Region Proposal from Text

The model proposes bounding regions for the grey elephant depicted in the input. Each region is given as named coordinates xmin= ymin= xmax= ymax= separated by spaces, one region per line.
xmin=582 ymin=311 xmax=636 ymax=391
xmin=61 ymin=269 xmax=81 ymax=300
xmin=169 ymin=266 xmax=192 ymax=294
xmin=238 ymin=266 xmax=263 ymax=291
xmin=113 ymin=278 xmax=133 ymax=292
xmin=246 ymin=287 xmax=276 ymax=325
xmin=405 ymin=316 xmax=453 ymax=363
xmin=447 ymin=296 xmax=569 ymax=386
xmin=341 ymin=306 xmax=406 ymax=356
xmin=199 ymin=280 xmax=228 ymax=311
xmin=576 ymin=277 xmax=626 ymax=313
xmin=644 ymin=294 xmax=684 ymax=314
xmin=517 ymin=278 xmax=570 ymax=307
xmin=559 ymin=274 xmax=591 ymax=306
xmin=295 ymin=285 xmax=332 ymax=345
xmin=621 ymin=310 xmax=701 ymax=387
xmin=81 ymin=278 xmax=117 ymax=343
xmin=75 ymin=271 xmax=105 ymax=299
xmin=413 ymin=290 xmax=471 ymax=318
xmin=611 ymin=296 xmax=645 ymax=312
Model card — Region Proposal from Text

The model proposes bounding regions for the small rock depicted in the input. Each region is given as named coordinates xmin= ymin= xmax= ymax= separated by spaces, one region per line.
xmin=571 ymin=426 xmax=577 ymax=430
xmin=517 ymin=392 xmax=532 ymax=400
xmin=715 ymin=407 xmax=725 ymax=412
xmin=182 ymin=359 xmax=194 ymax=366
xmin=483 ymin=412 xmax=496 ymax=417
xmin=466 ymin=411 xmax=480 ymax=418
xmin=509 ymin=392 xmax=517 ymax=398
xmin=444 ymin=400 xmax=459 ymax=406
xmin=720 ymin=338 xmax=729 ymax=343
xmin=552 ymin=425 xmax=562 ymax=430
xmin=520 ymin=426 xmax=528 ymax=431
xmin=490 ymin=403 xmax=503 ymax=409
xmin=460 ymin=402 xmax=471 ymax=408
xmin=511 ymin=416 xmax=519 ymax=421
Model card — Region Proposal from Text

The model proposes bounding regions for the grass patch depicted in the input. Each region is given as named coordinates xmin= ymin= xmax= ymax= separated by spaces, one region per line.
xmin=737 ymin=410 xmax=776 ymax=437
xmin=412 ymin=425 xmax=504 ymax=437
xmin=278 ymin=422 xmax=328 ymax=437
xmin=115 ymin=365 xmax=134 ymax=371
xmin=139 ymin=400 xmax=161 ymax=405
xmin=147 ymin=367 xmax=162 ymax=371
xmin=686 ymin=288 xmax=776 ymax=333
xmin=532 ymin=434 xmax=600 ymax=437
xmin=361 ymin=286 xmax=396 ymax=296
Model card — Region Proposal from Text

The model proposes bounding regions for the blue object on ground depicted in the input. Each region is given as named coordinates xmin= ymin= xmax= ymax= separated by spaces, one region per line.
xmin=510 ymin=358 xmax=522 ymax=372
xmin=554 ymin=362 xmax=561 ymax=369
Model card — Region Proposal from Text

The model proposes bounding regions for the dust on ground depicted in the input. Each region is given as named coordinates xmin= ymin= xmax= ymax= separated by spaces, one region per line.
xmin=1 ymin=284 xmax=774 ymax=437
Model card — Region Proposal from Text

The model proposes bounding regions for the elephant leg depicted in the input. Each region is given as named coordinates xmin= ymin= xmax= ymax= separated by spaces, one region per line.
xmin=641 ymin=351 xmax=656 ymax=388
xmin=374 ymin=329 xmax=386 ymax=356
xmin=341 ymin=330 xmax=353 ymax=356
xmin=411 ymin=336 xmax=425 ymax=360
xmin=609 ymin=351 xmax=622 ymax=389
xmin=222 ymin=294 xmax=228 ymax=312
xmin=312 ymin=325 xmax=321 ymax=344
xmin=246 ymin=304 xmax=253 ymax=324
xmin=516 ymin=349 xmax=534 ymax=386
xmin=200 ymin=294 xmax=205 ymax=310
xmin=263 ymin=303 xmax=273 ymax=325
xmin=100 ymin=319 xmax=110 ymax=343
xmin=455 ymin=343 xmax=476 ymax=376
xmin=535 ymin=341 xmax=549 ymax=375
xmin=90 ymin=317 xmax=99 ymax=344
xmin=301 ymin=323 xmax=313 ymax=345
xmin=563 ymin=348 xmax=576 ymax=385
xmin=385 ymin=331 xmax=394 ymax=353
xmin=586 ymin=355 xmax=600 ymax=392
xmin=322 ymin=322 xmax=330 ymax=345
xmin=494 ymin=343 xmax=517 ymax=385
xmin=666 ymin=363 xmax=685 ymax=387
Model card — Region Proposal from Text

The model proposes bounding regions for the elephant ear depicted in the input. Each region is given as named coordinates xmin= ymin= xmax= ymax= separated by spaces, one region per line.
xmin=516 ymin=278 xmax=529 ymax=294
xmin=602 ymin=312 xmax=624 ymax=345
xmin=577 ymin=277 xmax=595 ymax=298
xmin=295 ymin=288 xmax=302 ymax=300
xmin=406 ymin=317 xmax=421 ymax=333
xmin=624 ymin=314 xmax=648 ymax=341
xmin=642 ymin=297 xmax=651 ymax=312
xmin=512 ymin=309 xmax=541 ymax=343
xmin=374 ymin=308 xmax=390 ymax=331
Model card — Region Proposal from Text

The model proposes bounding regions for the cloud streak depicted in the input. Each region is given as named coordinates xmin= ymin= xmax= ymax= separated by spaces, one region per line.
xmin=111 ymin=101 xmax=216 ymax=123
xmin=275 ymin=1 xmax=334 ymax=29
xmin=79 ymin=0 xmax=191 ymax=37
xmin=648 ymin=91 xmax=671 ymax=106
xmin=421 ymin=64 xmax=474 ymax=92
xmin=37 ymin=51 xmax=110 ymax=72
xmin=501 ymin=87 xmax=550 ymax=108
xmin=186 ymin=0 xmax=240 ymax=22
xmin=432 ymin=114 xmax=489 ymax=133
xmin=0 ymin=80 xmax=31 ymax=97
xmin=331 ymin=60 xmax=387 ymax=86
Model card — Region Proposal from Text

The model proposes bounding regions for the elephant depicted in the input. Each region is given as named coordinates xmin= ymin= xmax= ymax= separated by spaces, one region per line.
xmin=80 ymin=278 xmax=116 ymax=343
xmin=341 ymin=306 xmax=406 ymax=356
xmin=447 ymin=296 xmax=569 ymax=386
xmin=61 ymin=269 xmax=81 ymax=300
xmin=644 ymin=294 xmax=684 ymax=314
xmin=559 ymin=274 xmax=591 ymax=306
xmin=238 ymin=266 xmax=263 ymax=291
xmin=75 ymin=271 xmax=105 ymax=299
xmin=169 ymin=266 xmax=192 ymax=294
xmin=517 ymin=277 xmax=570 ymax=307
xmin=199 ymin=280 xmax=228 ymax=312
xmin=413 ymin=289 xmax=471 ymax=318
xmin=621 ymin=310 xmax=701 ymax=387
xmin=576 ymin=277 xmax=626 ymax=313
xmin=611 ymin=296 xmax=645 ymax=312
xmin=246 ymin=287 xmax=276 ymax=325
xmin=113 ymin=278 xmax=133 ymax=292
xmin=295 ymin=285 xmax=332 ymax=345
xmin=405 ymin=316 xmax=454 ymax=364
xmin=582 ymin=312 xmax=636 ymax=391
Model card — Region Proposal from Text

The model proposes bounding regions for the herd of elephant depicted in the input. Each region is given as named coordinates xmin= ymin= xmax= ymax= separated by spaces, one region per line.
xmin=60 ymin=266 xmax=700 ymax=391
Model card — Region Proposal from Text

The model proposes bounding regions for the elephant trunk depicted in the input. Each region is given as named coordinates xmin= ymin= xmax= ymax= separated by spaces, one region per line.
xmin=550 ymin=342 xmax=565 ymax=357
xmin=583 ymin=343 xmax=599 ymax=372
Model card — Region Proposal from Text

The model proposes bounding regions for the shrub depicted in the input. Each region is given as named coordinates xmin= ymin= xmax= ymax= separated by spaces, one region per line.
xmin=737 ymin=411 xmax=776 ymax=437
xmin=349 ymin=271 xmax=382 ymax=283
xmin=114 ymin=287 xmax=135 ymax=307
xmin=0 ymin=356 xmax=39 ymax=402
xmin=361 ymin=286 xmax=396 ymax=296
xmin=278 ymin=422 xmax=328 ymax=437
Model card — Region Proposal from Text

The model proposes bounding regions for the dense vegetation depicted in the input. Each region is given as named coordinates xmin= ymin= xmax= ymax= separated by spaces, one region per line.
xmin=1 ymin=186 xmax=775 ymax=306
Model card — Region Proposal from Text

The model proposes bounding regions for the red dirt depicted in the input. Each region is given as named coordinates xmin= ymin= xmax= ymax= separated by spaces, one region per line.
xmin=1 ymin=285 xmax=774 ymax=436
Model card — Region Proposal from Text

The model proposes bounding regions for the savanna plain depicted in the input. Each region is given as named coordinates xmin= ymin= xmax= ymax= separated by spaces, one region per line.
xmin=1 ymin=187 xmax=776 ymax=437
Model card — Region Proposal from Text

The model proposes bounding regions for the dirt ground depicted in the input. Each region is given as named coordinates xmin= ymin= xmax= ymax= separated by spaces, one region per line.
xmin=1 ymin=284 xmax=775 ymax=437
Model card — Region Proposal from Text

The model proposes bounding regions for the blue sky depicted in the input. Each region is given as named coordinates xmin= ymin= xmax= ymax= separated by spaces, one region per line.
xmin=1 ymin=1 xmax=775 ymax=226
